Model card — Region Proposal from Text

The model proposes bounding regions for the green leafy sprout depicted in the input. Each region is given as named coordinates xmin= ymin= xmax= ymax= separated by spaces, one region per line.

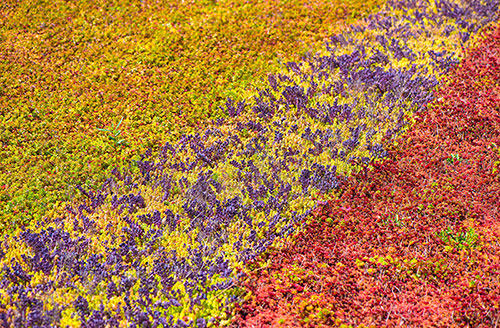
xmin=437 ymin=226 xmax=479 ymax=250
xmin=446 ymin=153 xmax=463 ymax=165
xmin=96 ymin=117 xmax=127 ymax=147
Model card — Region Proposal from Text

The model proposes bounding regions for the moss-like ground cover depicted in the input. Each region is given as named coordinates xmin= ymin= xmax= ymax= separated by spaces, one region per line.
xmin=1 ymin=0 xmax=499 ymax=327
xmin=235 ymin=22 xmax=500 ymax=327
xmin=0 ymin=0 xmax=383 ymax=232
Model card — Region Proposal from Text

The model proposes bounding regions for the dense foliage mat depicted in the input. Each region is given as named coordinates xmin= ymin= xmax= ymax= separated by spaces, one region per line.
xmin=0 ymin=0 xmax=383 ymax=231
xmin=234 ymin=22 xmax=500 ymax=328
xmin=0 ymin=0 xmax=499 ymax=327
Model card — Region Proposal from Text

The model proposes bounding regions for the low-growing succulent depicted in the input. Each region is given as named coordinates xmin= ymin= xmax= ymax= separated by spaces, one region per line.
xmin=1 ymin=0 xmax=499 ymax=326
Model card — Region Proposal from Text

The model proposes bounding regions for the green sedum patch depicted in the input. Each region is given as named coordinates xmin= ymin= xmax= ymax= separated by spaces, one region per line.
xmin=0 ymin=0 xmax=384 ymax=232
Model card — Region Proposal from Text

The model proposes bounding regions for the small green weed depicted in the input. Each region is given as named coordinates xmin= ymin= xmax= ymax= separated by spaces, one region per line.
xmin=437 ymin=227 xmax=478 ymax=250
xmin=96 ymin=117 xmax=127 ymax=147
xmin=446 ymin=153 xmax=462 ymax=165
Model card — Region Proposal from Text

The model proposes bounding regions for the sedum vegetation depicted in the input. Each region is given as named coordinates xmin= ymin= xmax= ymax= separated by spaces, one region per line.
xmin=237 ymin=22 xmax=500 ymax=327
xmin=0 ymin=0 xmax=383 ymax=231
xmin=0 ymin=0 xmax=499 ymax=327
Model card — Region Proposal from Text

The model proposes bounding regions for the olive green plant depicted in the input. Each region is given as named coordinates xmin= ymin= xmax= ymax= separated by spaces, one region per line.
xmin=446 ymin=153 xmax=463 ymax=165
xmin=96 ymin=117 xmax=127 ymax=147
xmin=437 ymin=227 xmax=478 ymax=250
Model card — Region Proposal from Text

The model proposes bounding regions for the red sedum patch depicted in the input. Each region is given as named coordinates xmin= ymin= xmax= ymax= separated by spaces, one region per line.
xmin=233 ymin=24 xmax=500 ymax=328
